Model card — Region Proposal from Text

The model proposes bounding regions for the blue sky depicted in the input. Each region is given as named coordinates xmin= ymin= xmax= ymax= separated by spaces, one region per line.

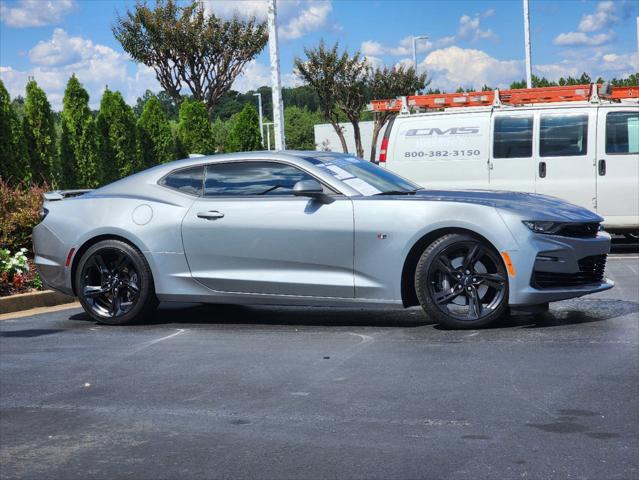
xmin=1 ymin=0 xmax=637 ymax=110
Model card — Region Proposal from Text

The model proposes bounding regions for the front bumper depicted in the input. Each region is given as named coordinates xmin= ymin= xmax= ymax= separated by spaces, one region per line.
xmin=508 ymin=230 xmax=613 ymax=306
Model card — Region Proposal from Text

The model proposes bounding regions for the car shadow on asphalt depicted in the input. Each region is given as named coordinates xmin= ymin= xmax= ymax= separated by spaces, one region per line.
xmin=66 ymin=297 xmax=638 ymax=330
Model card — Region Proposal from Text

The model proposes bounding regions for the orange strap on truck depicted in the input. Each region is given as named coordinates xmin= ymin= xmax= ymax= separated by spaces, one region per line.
xmin=370 ymin=84 xmax=639 ymax=112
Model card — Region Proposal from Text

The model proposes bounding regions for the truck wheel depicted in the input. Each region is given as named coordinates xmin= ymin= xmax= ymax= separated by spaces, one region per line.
xmin=76 ymin=239 xmax=158 ymax=325
xmin=415 ymin=234 xmax=509 ymax=329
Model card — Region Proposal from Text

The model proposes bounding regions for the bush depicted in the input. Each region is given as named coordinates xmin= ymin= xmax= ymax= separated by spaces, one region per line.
xmin=0 ymin=179 xmax=46 ymax=252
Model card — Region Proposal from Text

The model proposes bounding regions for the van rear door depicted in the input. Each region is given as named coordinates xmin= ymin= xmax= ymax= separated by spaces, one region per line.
xmin=386 ymin=112 xmax=490 ymax=189
xmin=489 ymin=112 xmax=536 ymax=192
xmin=595 ymin=107 xmax=639 ymax=229
xmin=534 ymin=107 xmax=597 ymax=212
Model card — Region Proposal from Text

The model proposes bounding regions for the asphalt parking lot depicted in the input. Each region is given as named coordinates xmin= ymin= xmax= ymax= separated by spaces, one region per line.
xmin=1 ymin=250 xmax=637 ymax=480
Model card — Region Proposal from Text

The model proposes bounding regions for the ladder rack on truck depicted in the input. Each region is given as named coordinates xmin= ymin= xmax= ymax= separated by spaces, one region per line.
xmin=368 ymin=84 xmax=639 ymax=114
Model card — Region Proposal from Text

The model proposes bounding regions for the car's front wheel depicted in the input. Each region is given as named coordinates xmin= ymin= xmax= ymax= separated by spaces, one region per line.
xmin=76 ymin=239 xmax=158 ymax=325
xmin=415 ymin=234 xmax=509 ymax=329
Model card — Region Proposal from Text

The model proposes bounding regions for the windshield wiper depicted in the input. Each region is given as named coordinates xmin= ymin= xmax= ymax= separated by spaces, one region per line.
xmin=374 ymin=189 xmax=419 ymax=196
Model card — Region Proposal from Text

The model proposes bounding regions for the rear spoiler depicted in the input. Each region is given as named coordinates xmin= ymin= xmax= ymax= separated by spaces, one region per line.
xmin=42 ymin=189 xmax=94 ymax=202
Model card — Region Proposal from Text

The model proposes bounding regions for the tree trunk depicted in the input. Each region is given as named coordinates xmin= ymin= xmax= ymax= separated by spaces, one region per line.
xmin=351 ymin=119 xmax=364 ymax=159
xmin=370 ymin=119 xmax=383 ymax=162
xmin=330 ymin=121 xmax=349 ymax=153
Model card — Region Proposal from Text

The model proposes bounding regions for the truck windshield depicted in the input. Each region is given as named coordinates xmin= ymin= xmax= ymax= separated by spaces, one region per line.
xmin=305 ymin=154 xmax=419 ymax=196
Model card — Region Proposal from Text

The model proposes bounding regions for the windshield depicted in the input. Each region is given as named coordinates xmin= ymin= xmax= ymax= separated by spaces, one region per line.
xmin=305 ymin=154 xmax=419 ymax=196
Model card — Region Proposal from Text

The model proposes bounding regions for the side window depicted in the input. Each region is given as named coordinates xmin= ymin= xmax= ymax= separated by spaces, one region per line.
xmin=540 ymin=114 xmax=588 ymax=157
xmin=204 ymin=161 xmax=317 ymax=197
xmin=493 ymin=116 xmax=533 ymax=158
xmin=160 ymin=166 xmax=203 ymax=196
xmin=606 ymin=111 xmax=639 ymax=154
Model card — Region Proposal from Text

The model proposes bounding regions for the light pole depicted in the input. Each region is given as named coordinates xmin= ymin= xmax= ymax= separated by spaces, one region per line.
xmin=253 ymin=92 xmax=264 ymax=147
xmin=263 ymin=122 xmax=273 ymax=151
xmin=412 ymin=35 xmax=429 ymax=94
xmin=523 ymin=0 xmax=533 ymax=88
xmin=267 ymin=0 xmax=285 ymax=150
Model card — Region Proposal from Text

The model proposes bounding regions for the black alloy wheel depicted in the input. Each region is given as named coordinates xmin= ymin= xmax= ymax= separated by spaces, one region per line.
xmin=415 ymin=234 xmax=509 ymax=329
xmin=76 ymin=240 xmax=157 ymax=325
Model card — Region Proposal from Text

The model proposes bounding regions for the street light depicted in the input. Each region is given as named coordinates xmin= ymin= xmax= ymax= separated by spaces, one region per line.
xmin=253 ymin=92 xmax=264 ymax=147
xmin=523 ymin=0 xmax=533 ymax=88
xmin=412 ymin=35 xmax=429 ymax=94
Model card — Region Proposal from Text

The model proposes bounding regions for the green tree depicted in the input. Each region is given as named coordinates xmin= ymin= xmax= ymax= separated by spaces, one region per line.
xmin=210 ymin=118 xmax=230 ymax=153
xmin=96 ymin=88 xmax=142 ymax=183
xmin=367 ymin=65 xmax=426 ymax=161
xmin=224 ymin=103 xmax=262 ymax=152
xmin=59 ymin=75 xmax=100 ymax=188
xmin=23 ymin=79 xmax=58 ymax=184
xmin=295 ymin=41 xmax=350 ymax=153
xmin=284 ymin=106 xmax=321 ymax=150
xmin=138 ymin=95 xmax=174 ymax=166
xmin=134 ymin=89 xmax=178 ymax=120
xmin=113 ymin=0 xmax=267 ymax=113
xmin=177 ymin=97 xmax=212 ymax=155
xmin=0 ymin=80 xmax=28 ymax=184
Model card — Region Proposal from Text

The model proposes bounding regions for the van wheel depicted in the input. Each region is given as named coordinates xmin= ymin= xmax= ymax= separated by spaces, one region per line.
xmin=76 ymin=240 xmax=158 ymax=325
xmin=415 ymin=234 xmax=509 ymax=329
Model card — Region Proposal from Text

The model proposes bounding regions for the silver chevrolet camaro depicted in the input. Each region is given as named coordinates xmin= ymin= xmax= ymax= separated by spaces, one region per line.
xmin=33 ymin=151 xmax=613 ymax=328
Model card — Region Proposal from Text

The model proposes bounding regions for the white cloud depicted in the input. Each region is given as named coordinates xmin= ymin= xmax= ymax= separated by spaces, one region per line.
xmin=360 ymin=36 xmax=433 ymax=57
xmin=577 ymin=1 xmax=618 ymax=32
xmin=553 ymin=31 xmax=614 ymax=46
xmin=1 ymin=29 xmax=158 ymax=109
xmin=456 ymin=13 xmax=497 ymax=42
xmin=279 ymin=1 xmax=332 ymax=40
xmin=421 ymin=46 xmax=522 ymax=90
xmin=553 ymin=1 xmax=629 ymax=48
xmin=0 ymin=0 xmax=76 ymax=28
xmin=203 ymin=0 xmax=333 ymax=40
xmin=536 ymin=51 xmax=639 ymax=82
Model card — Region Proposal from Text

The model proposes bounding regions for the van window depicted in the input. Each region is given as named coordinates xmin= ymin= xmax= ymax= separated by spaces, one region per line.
xmin=493 ymin=116 xmax=533 ymax=158
xmin=540 ymin=114 xmax=588 ymax=157
xmin=606 ymin=112 xmax=639 ymax=154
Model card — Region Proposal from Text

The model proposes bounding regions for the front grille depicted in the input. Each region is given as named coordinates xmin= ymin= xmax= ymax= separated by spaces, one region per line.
xmin=533 ymin=254 xmax=607 ymax=289
xmin=556 ymin=223 xmax=600 ymax=238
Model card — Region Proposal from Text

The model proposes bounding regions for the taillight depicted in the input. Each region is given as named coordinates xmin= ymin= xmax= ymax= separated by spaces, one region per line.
xmin=379 ymin=138 xmax=389 ymax=163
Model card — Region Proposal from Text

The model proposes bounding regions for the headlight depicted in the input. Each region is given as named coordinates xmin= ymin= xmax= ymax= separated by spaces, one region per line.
xmin=522 ymin=220 xmax=563 ymax=234
xmin=39 ymin=207 xmax=49 ymax=221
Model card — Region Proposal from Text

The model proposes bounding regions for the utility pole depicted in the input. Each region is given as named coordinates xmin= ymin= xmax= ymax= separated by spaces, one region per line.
xmin=267 ymin=0 xmax=285 ymax=150
xmin=523 ymin=0 xmax=533 ymax=88
xmin=412 ymin=35 xmax=428 ymax=94
xmin=253 ymin=92 xmax=264 ymax=147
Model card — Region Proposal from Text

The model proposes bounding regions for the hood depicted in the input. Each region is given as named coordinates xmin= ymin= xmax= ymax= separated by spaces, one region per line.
xmin=409 ymin=189 xmax=603 ymax=223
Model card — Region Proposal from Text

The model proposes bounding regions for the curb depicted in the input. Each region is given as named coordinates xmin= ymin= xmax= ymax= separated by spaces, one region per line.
xmin=0 ymin=290 xmax=76 ymax=315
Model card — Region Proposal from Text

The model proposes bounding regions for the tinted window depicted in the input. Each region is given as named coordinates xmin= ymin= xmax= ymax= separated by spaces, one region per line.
xmin=606 ymin=111 xmax=639 ymax=154
xmin=161 ymin=166 xmax=203 ymax=195
xmin=493 ymin=116 xmax=532 ymax=158
xmin=204 ymin=161 xmax=317 ymax=196
xmin=540 ymin=114 xmax=588 ymax=157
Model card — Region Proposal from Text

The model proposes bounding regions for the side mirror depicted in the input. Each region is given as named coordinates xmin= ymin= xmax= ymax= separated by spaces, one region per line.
xmin=293 ymin=180 xmax=334 ymax=204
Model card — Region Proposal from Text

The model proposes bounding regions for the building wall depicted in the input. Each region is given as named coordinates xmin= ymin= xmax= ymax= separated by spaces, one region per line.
xmin=313 ymin=121 xmax=384 ymax=161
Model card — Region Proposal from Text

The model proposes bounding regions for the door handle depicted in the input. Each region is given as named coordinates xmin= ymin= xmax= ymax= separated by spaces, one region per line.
xmin=197 ymin=210 xmax=225 ymax=220
xmin=598 ymin=159 xmax=606 ymax=176
xmin=539 ymin=161 xmax=546 ymax=178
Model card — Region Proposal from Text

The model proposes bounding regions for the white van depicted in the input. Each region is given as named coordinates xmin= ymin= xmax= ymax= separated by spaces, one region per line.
xmin=378 ymin=98 xmax=639 ymax=234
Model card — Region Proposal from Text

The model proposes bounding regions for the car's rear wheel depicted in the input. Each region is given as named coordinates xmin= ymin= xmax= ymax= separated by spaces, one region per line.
xmin=76 ymin=239 xmax=158 ymax=325
xmin=415 ymin=234 xmax=509 ymax=329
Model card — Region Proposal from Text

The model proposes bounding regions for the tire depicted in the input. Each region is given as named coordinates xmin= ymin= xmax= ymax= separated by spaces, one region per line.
xmin=75 ymin=239 xmax=158 ymax=325
xmin=415 ymin=233 xmax=509 ymax=329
